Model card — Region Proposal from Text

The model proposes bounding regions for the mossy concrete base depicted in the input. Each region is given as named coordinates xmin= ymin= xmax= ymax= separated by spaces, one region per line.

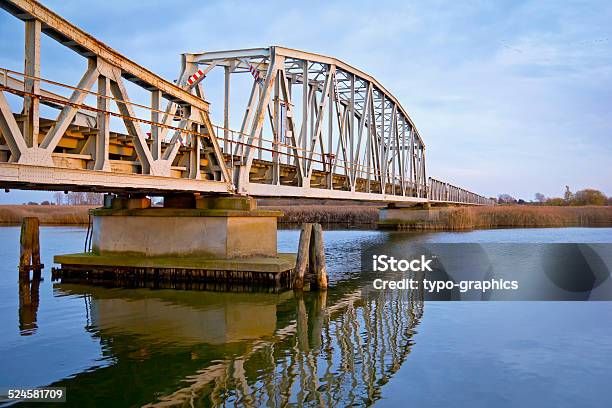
xmin=378 ymin=207 xmax=451 ymax=230
xmin=70 ymin=196 xmax=293 ymax=287
xmin=54 ymin=252 xmax=297 ymax=288
xmin=90 ymin=207 xmax=284 ymax=259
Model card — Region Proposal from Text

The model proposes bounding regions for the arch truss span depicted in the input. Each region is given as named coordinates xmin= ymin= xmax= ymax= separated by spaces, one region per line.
xmin=182 ymin=46 xmax=430 ymax=203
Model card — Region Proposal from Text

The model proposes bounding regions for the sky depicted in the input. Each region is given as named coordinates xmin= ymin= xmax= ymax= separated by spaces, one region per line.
xmin=0 ymin=0 xmax=611 ymax=203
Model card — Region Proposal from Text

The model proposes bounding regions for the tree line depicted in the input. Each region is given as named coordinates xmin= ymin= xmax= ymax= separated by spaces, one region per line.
xmin=498 ymin=186 xmax=611 ymax=206
xmin=23 ymin=192 xmax=103 ymax=206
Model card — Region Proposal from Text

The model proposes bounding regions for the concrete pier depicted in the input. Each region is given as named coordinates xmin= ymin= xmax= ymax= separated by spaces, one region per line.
xmin=54 ymin=195 xmax=296 ymax=288
xmin=378 ymin=203 xmax=457 ymax=230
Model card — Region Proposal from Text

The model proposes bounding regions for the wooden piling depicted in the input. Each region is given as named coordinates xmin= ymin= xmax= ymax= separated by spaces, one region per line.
xmin=294 ymin=222 xmax=328 ymax=290
xmin=310 ymin=223 xmax=328 ymax=289
xmin=19 ymin=217 xmax=43 ymax=278
xmin=293 ymin=223 xmax=313 ymax=289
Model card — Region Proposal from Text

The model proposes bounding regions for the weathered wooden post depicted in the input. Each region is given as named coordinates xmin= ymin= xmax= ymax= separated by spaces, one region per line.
xmin=295 ymin=223 xmax=328 ymax=290
xmin=293 ymin=223 xmax=313 ymax=289
xmin=313 ymin=224 xmax=327 ymax=289
xmin=19 ymin=217 xmax=43 ymax=279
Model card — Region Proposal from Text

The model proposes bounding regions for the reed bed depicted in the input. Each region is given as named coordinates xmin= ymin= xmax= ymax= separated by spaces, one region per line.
xmin=263 ymin=205 xmax=381 ymax=225
xmin=0 ymin=205 xmax=93 ymax=225
xmin=445 ymin=205 xmax=612 ymax=229
xmin=265 ymin=204 xmax=612 ymax=229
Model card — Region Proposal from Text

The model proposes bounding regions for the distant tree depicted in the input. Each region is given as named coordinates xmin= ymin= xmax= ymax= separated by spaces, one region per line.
xmin=65 ymin=192 xmax=103 ymax=205
xmin=53 ymin=191 xmax=64 ymax=205
xmin=545 ymin=197 xmax=566 ymax=206
xmin=84 ymin=192 xmax=103 ymax=205
xmin=572 ymin=189 xmax=607 ymax=206
xmin=27 ymin=201 xmax=38 ymax=205
xmin=517 ymin=199 xmax=526 ymax=205
xmin=564 ymin=186 xmax=573 ymax=203
xmin=534 ymin=193 xmax=546 ymax=203
xmin=40 ymin=200 xmax=51 ymax=205
xmin=497 ymin=194 xmax=517 ymax=204
xmin=66 ymin=192 xmax=78 ymax=205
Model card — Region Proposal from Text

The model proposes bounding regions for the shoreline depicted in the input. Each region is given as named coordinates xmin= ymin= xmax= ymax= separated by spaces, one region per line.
xmin=0 ymin=204 xmax=611 ymax=230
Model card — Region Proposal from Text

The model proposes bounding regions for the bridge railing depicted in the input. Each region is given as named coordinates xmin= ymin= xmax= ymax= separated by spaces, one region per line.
xmin=428 ymin=177 xmax=495 ymax=205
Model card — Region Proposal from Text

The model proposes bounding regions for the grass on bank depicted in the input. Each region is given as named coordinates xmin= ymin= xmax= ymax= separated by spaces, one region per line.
xmin=264 ymin=204 xmax=612 ymax=229
xmin=436 ymin=205 xmax=612 ymax=230
xmin=0 ymin=205 xmax=94 ymax=225
xmin=262 ymin=205 xmax=381 ymax=225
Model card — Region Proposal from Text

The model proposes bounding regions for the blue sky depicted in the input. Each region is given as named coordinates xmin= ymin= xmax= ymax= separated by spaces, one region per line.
xmin=0 ymin=0 xmax=611 ymax=203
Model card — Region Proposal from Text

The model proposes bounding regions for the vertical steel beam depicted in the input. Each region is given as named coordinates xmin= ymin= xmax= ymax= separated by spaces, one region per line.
xmin=23 ymin=18 xmax=40 ymax=148
xmin=224 ymin=65 xmax=230 ymax=154
xmin=327 ymin=69 xmax=334 ymax=189
xmin=409 ymin=128 xmax=415 ymax=195
xmin=366 ymin=89 xmax=373 ymax=193
xmin=189 ymin=122 xmax=201 ymax=179
xmin=286 ymin=74 xmax=293 ymax=165
xmin=273 ymin=73 xmax=280 ymax=185
xmin=94 ymin=76 xmax=110 ymax=171
xmin=150 ymin=89 xmax=161 ymax=160
xmin=421 ymin=148 xmax=427 ymax=197
xmin=349 ymin=74 xmax=355 ymax=190
xmin=257 ymin=84 xmax=263 ymax=160
xmin=400 ymin=118 xmax=406 ymax=195
xmin=301 ymin=60 xmax=309 ymax=179
xmin=380 ymin=96 xmax=386 ymax=192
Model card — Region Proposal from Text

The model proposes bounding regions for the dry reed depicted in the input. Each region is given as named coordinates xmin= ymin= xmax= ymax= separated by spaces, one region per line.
xmin=265 ymin=204 xmax=612 ymax=229
xmin=263 ymin=205 xmax=381 ymax=225
xmin=437 ymin=205 xmax=612 ymax=230
xmin=0 ymin=205 xmax=94 ymax=225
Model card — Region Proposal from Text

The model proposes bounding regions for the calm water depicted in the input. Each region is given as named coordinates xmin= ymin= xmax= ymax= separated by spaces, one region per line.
xmin=1 ymin=227 xmax=612 ymax=407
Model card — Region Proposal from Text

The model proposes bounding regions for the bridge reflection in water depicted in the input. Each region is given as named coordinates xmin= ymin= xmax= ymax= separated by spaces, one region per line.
xmin=51 ymin=282 xmax=424 ymax=407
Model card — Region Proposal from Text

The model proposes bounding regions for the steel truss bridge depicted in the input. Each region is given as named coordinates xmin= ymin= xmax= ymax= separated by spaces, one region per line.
xmin=0 ymin=0 xmax=493 ymax=205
